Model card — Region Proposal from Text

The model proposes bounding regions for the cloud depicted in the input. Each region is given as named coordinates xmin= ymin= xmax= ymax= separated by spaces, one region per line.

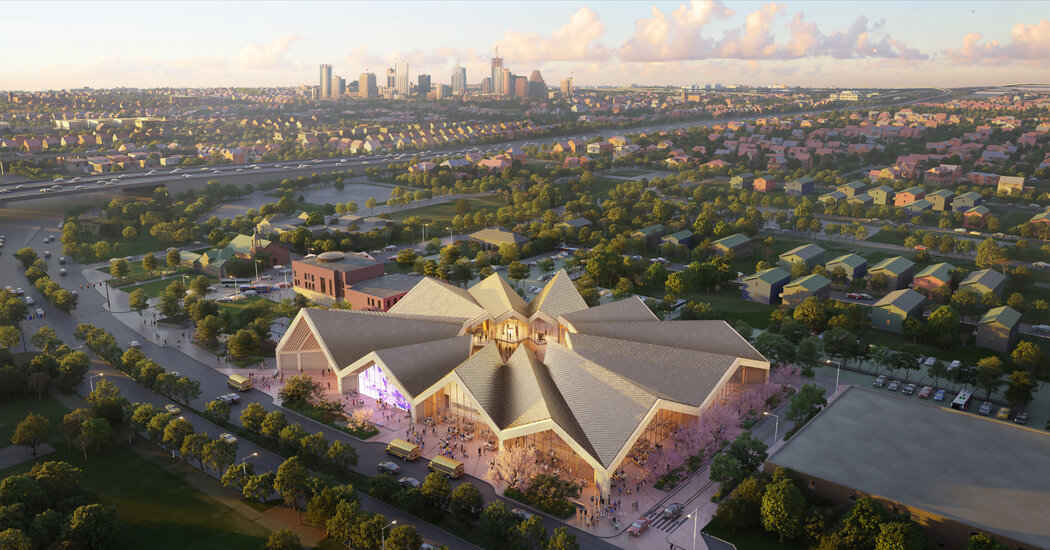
xmin=944 ymin=19 xmax=1050 ymax=66
xmin=494 ymin=6 xmax=611 ymax=62
xmin=618 ymin=3 xmax=925 ymax=62
xmin=234 ymin=34 xmax=302 ymax=70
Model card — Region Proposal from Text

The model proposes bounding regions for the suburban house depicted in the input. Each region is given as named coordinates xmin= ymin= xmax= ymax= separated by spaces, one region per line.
xmin=730 ymin=172 xmax=755 ymax=191
xmin=847 ymin=193 xmax=874 ymax=207
xmin=912 ymin=262 xmax=956 ymax=293
xmin=661 ymin=230 xmax=694 ymax=248
xmin=785 ymin=177 xmax=815 ymax=196
xmin=825 ymin=254 xmax=867 ymax=281
xmin=469 ymin=227 xmax=528 ymax=250
xmin=959 ymin=269 xmax=1006 ymax=298
xmin=997 ymin=175 xmax=1025 ymax=195
xmin=872 ymin=289 xmax=926 ymax=333
xmin=753 ymin=177 xmax=776 ymax=192
xmin=869 ymin=185 xmax=895 ymax=206
xmin=819 ymin=190 xmax=847 ymax=204
xmin=1029 ymin=210 xmax=1050 ymax=226
xmin=926 ymin=189 xmax=954 ymax=211
xmin=781 ymin=274 xmax=832 ymax=307
xmin=894 ymin=186 xmax=926 ymax=207
xmin=778 ymin=244 xmax=825 ymax=270
xmin=555 ymin=218 xmax=593 ymax=232
xmin=631 ymin=224 xmax=668 ymax=247
xmin=963 ymin=205 xmax=991 ymax=228
xmin=181 ymin=233 xmax=290 ymax=277
xmin=924 ymin=164 xmax=960 ymax=187
xmin=952 ymin=191 xmax=984 ymax=213
xmin=905 ymin=199 xmax=933 ymax=214
xmin=976 ymin=306 xmax=1021 ymax=352
xmin=711 ymin=233 xmax=751 ymax=259
xmin=837 ymin=180 xmax=866 ymax=198
xmin=742 ymin=268 xmax=791 ymax=304
xmin=868 ymin=256 xmax=915 ymax=290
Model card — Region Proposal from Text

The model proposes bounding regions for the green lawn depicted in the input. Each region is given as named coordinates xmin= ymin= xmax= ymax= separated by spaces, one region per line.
xmin=593 ymin=176 xmax=627 ymax=196
xmin=703 ymin=520 xmax=807 ymax=550
xmin=746 ymin=236 xmax=905 ymax=276
xmin=122 ymin=275 xmax=218 ymax=299
xmin=94 ymin=233 xmax=178 ymax=263
xmin=386 ymin=197 xmax=508 ymax=222
xmin=687 ymin=289 xmax=778 ymax=328
xmin=609 ymin=169 xmax=650 ymax=178
xmin=0 ymin=393 xmax=69 ymax=446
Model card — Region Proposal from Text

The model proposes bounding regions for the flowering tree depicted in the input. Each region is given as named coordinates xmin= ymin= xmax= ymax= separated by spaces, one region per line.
xmin=347 ymin=408 xmax=374 ymax=431
xmin=486 ymin=445 xmax=540 ymax=491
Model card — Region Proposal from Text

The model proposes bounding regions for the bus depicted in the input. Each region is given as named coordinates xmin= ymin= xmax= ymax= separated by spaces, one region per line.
xmin=951 ymin=389 xmax=973 ymax=411
xmin=221 ymin=278 xmax=251 ymax=288
xmin=251 ymin=284 xmax=271 ymax=294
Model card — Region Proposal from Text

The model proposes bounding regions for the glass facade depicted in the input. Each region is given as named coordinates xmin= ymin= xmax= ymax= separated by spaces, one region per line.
xmin=358 ymin=364 xmax=411 ymax=411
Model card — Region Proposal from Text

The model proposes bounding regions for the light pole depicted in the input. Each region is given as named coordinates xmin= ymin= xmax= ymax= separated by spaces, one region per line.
xmin=241 ymin=452 xmax=258 ymax=475
xmin=89 ymin=373 xmax=104 ymax=391
xmin=422 ymin=223 xmax=428 ymax=243
xmin=381 ymin=520 xmax=397 ymax=550
xmin=685 ymin=508 xmax=699 ymax=550
xmin=763 ymin=411 xmax=779 ymax=442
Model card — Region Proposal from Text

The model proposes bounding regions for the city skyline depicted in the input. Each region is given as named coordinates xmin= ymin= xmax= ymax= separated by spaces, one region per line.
xmin=2 ymin=1 xmax=1049 ymax=90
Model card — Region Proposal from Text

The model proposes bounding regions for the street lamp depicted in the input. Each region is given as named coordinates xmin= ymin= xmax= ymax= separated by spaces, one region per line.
xmin=381 ymin=520 xmax=397 ymax=550
xmin=89 ymin=373 xmax=104 ymax=391
xmin=763 ymin=411 xmax=780 ymax=442
xmin=685 ymin=508 xmax=699 ymax=550
xmin=241 ymin=452 xmax=259 ymax=475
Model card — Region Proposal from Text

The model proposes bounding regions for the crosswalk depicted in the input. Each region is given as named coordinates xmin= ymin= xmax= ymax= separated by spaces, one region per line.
xmin=641 ymin=505 xmax=690 ymax=533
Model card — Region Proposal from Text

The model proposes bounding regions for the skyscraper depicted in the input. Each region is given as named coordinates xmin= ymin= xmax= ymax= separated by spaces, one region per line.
xmin=451 ymin=63 xmax=466 ymax=95
xmin=529 ymin=70 xmax=547 ymax=99
xmin=319 ymin=64 xmax=333 ymax=99
xmin=491 ymin=50 xmax=503 ymax=96
xmin=386 ymin=68 xmax=396 ymax=89
xmin=359 ymin=72 xmax=377 ymax=99
xmin=332 ymin=76 xmax=346 ymax=98
xmin=395 ymin=61 xmax=409 ymax=96
xmin=502 ymin=68 xmax=512 ymax=98
xmin=417 ymin=74 xmax=431 ymax=98
xmin=561 ymin=77 xmax=573 ymax=98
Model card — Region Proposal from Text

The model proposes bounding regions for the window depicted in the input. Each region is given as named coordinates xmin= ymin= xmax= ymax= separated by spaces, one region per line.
xmin=807 ymin=480 xmax=815 ymax=490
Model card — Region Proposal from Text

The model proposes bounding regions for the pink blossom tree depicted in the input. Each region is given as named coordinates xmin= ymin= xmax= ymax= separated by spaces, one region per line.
xmin=486 ymin=445 xmax=540 ymax=491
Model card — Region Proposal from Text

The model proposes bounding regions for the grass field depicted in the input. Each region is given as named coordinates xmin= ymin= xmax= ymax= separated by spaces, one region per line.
xmin=386 ymin=197 xmax=507 ymax=222
xmin=92 ymin=233 xmax=177 ymax=263
xmin=0 ymin=394 xmax=69 ymax=446
xmin=703 ymin=520 xmax=807 ymax=550
xmin=122 ymin=277 xmax=186 ymax=299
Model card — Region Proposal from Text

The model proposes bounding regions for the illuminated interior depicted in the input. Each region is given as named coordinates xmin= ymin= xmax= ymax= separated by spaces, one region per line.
xmin=358 ymin=364 xmax=411 ymax=411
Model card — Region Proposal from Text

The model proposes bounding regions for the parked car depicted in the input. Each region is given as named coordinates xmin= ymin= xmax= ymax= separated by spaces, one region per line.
xmin=978 ymin=402 xmax=993 ymax=416
xmin=219 ymin=433 xmax=238 ymax=445
xmin=933 ymin=389 xmax=947 ymax=402
xmin=1032 ymin=324 xmax=1050 ymax=334
xmin=398 ymin=477 xmax=421 ymax=489
xmin=511 ymin=508 xmax=533 ymax=522
xmin=924 ymin=357 xmax=937 ymax=367
xmin=902 ymin=383 xmax=917 ymax=395
xmin=662 ymin=503 xmax=684 ymax=520
xmin=129 ymin=341 xmax=141 ymax=349
xmin=165 ymin=404 xmax=182 ymax=415
xmin=1014 ymin=411 xmax=1029 ymax=425
xmin=887 ymin=380 xmax=901 ymax=392
xmin=873 ymin=375 xmax=887 ymax=388
xmin=216 ymin=395 xmax=233 ymax=405
xmin=996 ymin=407 xmax=1011 ymax=420
xmin=947 ymin=360 xmax=961 ymax=371
xmin=224 ymin=393 xmax=241 ymax=404
xmin=628 ymin=517 xmax=650 ymax=536
xmin=377 ymin=461 xmax=400 ymax=475
xmin=918 ymin=386 xmax=933 ymax=399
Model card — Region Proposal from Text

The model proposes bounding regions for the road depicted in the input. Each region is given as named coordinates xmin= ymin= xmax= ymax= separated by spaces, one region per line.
xmin=0 ymin=213 xmax=618 ymax=549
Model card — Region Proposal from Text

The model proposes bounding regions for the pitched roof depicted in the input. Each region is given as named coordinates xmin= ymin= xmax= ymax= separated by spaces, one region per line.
xmin=664 ymin=229 xmax=694 ymax=241
xmin=874 ymin=289 xmax=925 ymax=312
xmin=979 ymin=306 xmax=1021 ymax=328
xmin=914 ymin=262 xmax=955 ymax=281
xmin=785 ymin=274 xmax=831 ymax=292
xmin=744 ymin=267 xmax=790 ymax=285
xmin=870 ymin=256 xmax=915 ymax=275
xmin=826 ymin=253 xmax=865 ymax=269
xmin=560 ymin=296 xmax=657 ymax=325
xmin=713 ymin=233 xmax=750 ymax=249
xmin=468 ymin=273 xmax=528 ymax=318
xmin=387 ymin=277 xmax=486 ymax=320
xmin=529 ymin=270 xmax=588 ymax=319
xmin=469 ymin=227 xmax=527 ymax=246
xmin=633 ymin=224 xmax=666 ymax=237
xmin=565 ymin=320 xmax=765 ymax=362
xmin=301 ymin=309 xmax=464 ymax=369
xmin=375 ymin=336 xmax=471 ymax=397
xmin=780 ymin=244 xmax=824 ymax=261
xmin=959 ymin=269 xmax=1006 ymax=292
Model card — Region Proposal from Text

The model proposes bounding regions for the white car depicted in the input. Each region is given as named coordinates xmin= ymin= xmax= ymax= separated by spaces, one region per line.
xmin=1033 ymin=324 xmax=1050 ymax=334
xmin=219 ymin=433 xmax=238 ymax=445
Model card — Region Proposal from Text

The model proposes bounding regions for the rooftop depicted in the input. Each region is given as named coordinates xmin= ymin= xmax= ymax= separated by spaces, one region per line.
xmin=826 ymin=253 xmax=865 ymax=269
xmin=979 ymin=305 xmax=1021 ymax=327
xmin=348 ymin=273 xmax=421 ymax=298
xmin=785 ymin=273 xmax=831 ymax=292
xmin=874 ymin=288 xmax=925 ymax=311
xmin=769 ymin=388 xmax=1050 ymax=549
xmin=713 ymin=233 xmax=750 ymax=248
xmin=296 ymin=251 xmax=379 ymax=271
xmin=870 ymin=255 xmax=915 ymax=275
xmin=469 ymin=227 xmax=527 ymax=247
xmin=780 ymin=244 xmax=824 ymax=261
xmin=914 ymin=262 xmax=955 ymax=280
xmin=960 ymin=268 xmax=1006 ymax=291
xmin=745 ymin=267 xmax=790 ymax=285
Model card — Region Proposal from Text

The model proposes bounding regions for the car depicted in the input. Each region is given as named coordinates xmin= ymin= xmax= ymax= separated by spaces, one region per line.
xmin=978 ymin=402 xmax=993 ymax=416
xmin=902 ymin=383 xmax=917 ymax=395
xmin=39 ymin=188 xmax=51 ymax=193
xmin=398 ymin=477 xmax=421 ymax=489
xmin=15 ymin=288 xmax=24 ymax=296
xmin=933 ymin=389 xmax=947 ymax=402
xmin=219 ymin=433 xmax=238 ymax=445
xmin=953 ymin=228 xmax=967 ymax=233
xmin=377 ymin=461 xmax=400 ymax=475
xmin=1014 ymin=411 xmax=1029 ymax=425
xmin=24 ymin=297 xmax=34 ymax=306
xmin=1033 ymin=261 xmax=1049 ymax=269
xmin=43 ymin=250 xmax=51 ymax=258
xmin=872 ymin=375 xmax=886 ymax=388
xmin=918 ymin=386 xmax=933 ymax=399
xmin=662 ymin=503 xmax=684 ymax=520
xmin=947 ymin=360 xmax=961 ymax=371
xmin=59 ymin=257 xmax=66 ymax=264
xmin=887 ymin=380 xmax=901 ymax=392
xmin=627 ymin=517 xmax=650 ymax=536
xmin=129 ymin=341 xmax=141 ymax=349
xmin=74 ymin=185 xmax=84 ymax=189
xmin=164 ymin=404 xmax=182 ymax=415
xmin=510 ymin=508 xmax=533 ymax=522
xmin=996 ymin=407 xmax=1011 ymax=420
xmin=924 ymin=357 xmax=936 ymax=367
xmin=59 ymin=268 xmax=66 ymax=276
xmin=224 ymin=393 xmax=241 ymax=404
xmin=420 ymin=544 xmax=439 ymax=550
xmin=235 ymin=168 xmax=243 ymax=172
xmin=992 ymin=232 xmax=1006 ymax=238
xmin=1032 ymin=324 xmax=1050 ymax=334
xmin=914 ymin=245 xmax=927 ymax=251
xmin=969 ymin=231 xmax=981 ymax=236
xmin=216 ymin=394 xmax=233 ymax=405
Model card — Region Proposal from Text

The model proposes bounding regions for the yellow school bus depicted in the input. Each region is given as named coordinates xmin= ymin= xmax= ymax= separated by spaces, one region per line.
xmin=386 ymin=438 xmax=421 ymax=461
xmin=227 ymin=374 xmax=252 ymax=391
xmin=428 ymin=455 xmax=464 ymax=479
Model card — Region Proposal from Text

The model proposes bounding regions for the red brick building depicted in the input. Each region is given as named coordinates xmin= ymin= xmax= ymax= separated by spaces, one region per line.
xmin=293 ymin=251 xmax=384 ymax=302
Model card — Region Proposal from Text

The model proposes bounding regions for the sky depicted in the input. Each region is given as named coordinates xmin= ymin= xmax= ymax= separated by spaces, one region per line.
xmin=4 ymin=0 xmax=1049 ymax=90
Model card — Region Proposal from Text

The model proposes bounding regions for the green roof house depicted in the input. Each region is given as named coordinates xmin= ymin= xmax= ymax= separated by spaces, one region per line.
xmin=825 ymin=254 xmax=867 ymax=280
xmin=869 ymin=256 xmax=915 ymax=290
xmin=959 ymin=269 xmax=1006 ymax=298
xmin=976 ymin=306 xmax=1021 ymax=352
xmin=872 ymin=289 xmax=926 ymax=334
xmin=927 ymin=189 xmax=954 ymax=211
xmin=742 ymin=267 xmax=790 ymax=304
xmin=785 ymin=176 xmax=815 ymax=196
xmin=952 ymin=191 xmax=984 ymax=213
xmin=661 ymin=229 xmax=695 ymax=248
xmin=869 ymin=185 xmax=895 ymax=206
xmin=912 ymin=262 xmax=956 ymax=293
xmin=837 ymin=180 xmax=867 ymax=198
xmin=730 ymin=172 xmax=755 ymax=190
xmin=631 ymin=224 xmax=668 ymax=247
xmin=847 ymin=193 xmax=874 ymax=207
xmin=778 ymin=244 xmax=825 ymax=270
xmin=819 ymin=190 xmax=847 ymax=204
xmin=712 ymin=233 xmax=751 ymax=259
xmin=782 ymin=274 xmax=832 ymax=307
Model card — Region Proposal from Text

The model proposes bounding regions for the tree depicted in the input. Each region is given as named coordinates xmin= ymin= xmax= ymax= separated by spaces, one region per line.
xmin=326 ymin=500 xmax=363 ymax=548
xmin=59 ymin=408 xmax=92 ymax=452
xmin=515 ymin=514 xmax=548 ymax=550
xmin=837 ymin=497 xmax=889 ymax=550
xmin=1010 ymin=341 xmax=1044 ymax=373
xmin=181 ymin=432 xmax=210 ymax=471
xmin=869 ymin=272 xmax=888 ymax=293
xmin=546 ymin=527 xmax=579 ymax=550
xmin=142 ymin=253 xmax=157 ymax=274
xmin=227 ymin=329 xmax=259 ymax=360
xmin=11 ymin=413 xmax=51 ymax=455
xmin=64 ymin=504 xmax=120 ymax=550
xmin=243 ymin=472 xmax=276 ymax=503
xmin=974 ymin=356 xmax=1004 ymax=401
xmin=481 ymin=501 xmax=517 ymax=543
xmin=26 ymin=371 xmax=50 ymax=400
xmin=203 ymin=438 xmax=236 ymax=474
xmin=196 ymin=315 xmax=221 ymax=345
xmin=128 ymin=289 xmax=149 ymax=313
xmin=709 ymin=453 xmax=743 ymax=490
xmin=454 ymin=198 xmax=471 ymax=214
xmin=190 ymin=275 xmax=210 ymax=297
xmin=365 ymin=197 xmax=378 ymax=214
xmin=450 ymin=482 xmax=484 ymax=523
xmin=664 ymin=272 xmax=686 ymax=298
xmin=261 ymin=410 xmax=288 ymax=438
xmin=761 ymin=479 xmax=806 ymax=542
xmin=166 ymin=248 xmax=181 ymax=269
xmin=975 ymin=238 xmax=1006 ymax=270
xmin=31 ymin=325 xmax=61 ymax=354
xmin=874 ymin=522 xmax=925 ymax=550
xmin=0 ymin=528 xmax=31 ymax=550
xmin=274 ymin=456 xmax=309 ymax=510
xmin=486 ymin=445 xmax=540 ymax=491
xmin=422 ymin=471 xmax=452 ymax=509
xmin=278 ymin=375 xmax=324 ymax=408
xmin=109 ymin=258 xmax=130 ymax=279
xmin=265 ymin=529 xmax=302 ymax=550
xmin=0 ymin=325 xmax=20 ymax=350
xmin=162 ymin=417 xmax=194 ymax=454
xmin=727 ymin=430 xmax=768 ymax=474
xmin=793 ymin=297 xmax=828 ymax=332
xmin=787 ymin=383 xmax=827 ymax=423
xmin=327 ymin=440 xmax=359 ymax=469
xmin=14 ymin=247 xmax=38 ymax=268
xmin=1004 ymin=370 xmax=1037 ymax=407
xmin=204 ymin=399 xmax=231 ymax=423
xmin=240 ymin=402 xmax=267 ymax=434
xmin=508 ymin=261 xmax=528 ymax=286
xmin=386 ymin=524 xmax=423 ymax=550
xmin=80 ymin=417 xmax=112 ymax=454
xmin=967 ymin=533 xmax=1008 ymax=550
xmin=926 ymin=305 xmax=960 ymax=347
xmin=300 ymin=431 xmax=329 ymax=459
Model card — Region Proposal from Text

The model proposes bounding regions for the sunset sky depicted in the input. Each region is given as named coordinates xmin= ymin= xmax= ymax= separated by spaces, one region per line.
xmin=5 ymin=0 xmax=1048 ymax=90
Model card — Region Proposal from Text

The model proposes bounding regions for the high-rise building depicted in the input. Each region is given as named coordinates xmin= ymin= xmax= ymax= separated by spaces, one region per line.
xmin=528 ymin=70 xmax=547 ymax=99
xmin=502 ymin=68 xmax=513 ymax=98
xmin=491 ymin=50 xmax=504 ymax=96
xmin=481 ymin=77 xmax=492 ymax=94
xmin=359 ymin=72 xmax=377 ymax=99
xmin=417 ymin=74 xmax=431 ymax=98
xmin=332 ymin=76 xmax=346 ymax=98
xmin=561 ymin=77 xmax=573 ymax=97
xmin=451 ymin=63 xmax=466 ymax=95
xmin=319 ymin=64 xmax=333 ymax=99
xmin=395 ymin=61 xmax=410 ymax=96
xmin=386 ymin=68 xmax=396 ymax=89
xmin=514 ymin=76 xmax=528 ymax=99
xmin=437 ymin=84 xmax=452 ymax=99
